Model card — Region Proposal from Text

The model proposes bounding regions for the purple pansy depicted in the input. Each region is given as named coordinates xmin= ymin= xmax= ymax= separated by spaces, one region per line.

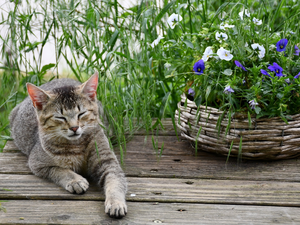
xmin=188 ymin=88 xmax=195 ymax=97
xmin=224 ymin=86 xmax=234 ymax=94
xmin=249 ymin=100 xmax=259 ymax=110
xmin=268 ymin=63 xmax=284 ymax=77
xmin=193 ymin=59 xmax=205 ymax=75
xmin=294 ymin=45 xmax=300 ymax=56
xmin=294 ymin=72 xmax=300 ymax=79
xmin=276 ymin=39 xmax=288 ymax=52
xmin=285 ymin=78 xmax=290 ymax=84
xmin=260 ymin=69 xmax=274 ymax=79
xmin=234 ymin=60 xmax=247 ymax=71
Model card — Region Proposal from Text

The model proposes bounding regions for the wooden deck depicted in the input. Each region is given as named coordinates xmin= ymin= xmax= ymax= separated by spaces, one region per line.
xmin=1 ymin=119 xmax=300 ymax=224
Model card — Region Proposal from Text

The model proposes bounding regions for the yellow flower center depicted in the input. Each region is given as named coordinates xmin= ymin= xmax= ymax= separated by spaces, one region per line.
xmin=198 ymin=68 xmax=201 ymax=71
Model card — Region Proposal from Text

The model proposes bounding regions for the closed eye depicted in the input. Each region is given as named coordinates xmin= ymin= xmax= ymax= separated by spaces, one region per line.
xmin=78 ymin=111 xmax=87 ymax=119
xmin=55 ymin=116 xmax=67 ymax=122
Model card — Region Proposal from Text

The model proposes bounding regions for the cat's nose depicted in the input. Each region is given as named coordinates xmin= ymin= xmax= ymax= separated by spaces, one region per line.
xmin=69 ymin=126 xmax=79 ymax=132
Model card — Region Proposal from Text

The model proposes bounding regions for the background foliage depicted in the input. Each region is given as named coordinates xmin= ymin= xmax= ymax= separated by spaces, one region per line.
xmin=0 ymin=0 xmax=299 ymax=152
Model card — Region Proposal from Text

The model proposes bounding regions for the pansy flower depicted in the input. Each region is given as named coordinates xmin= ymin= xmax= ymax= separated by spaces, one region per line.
xmin=188 ymin=88 xmax=195 ymax=97
xmin=164 ymin=63 xmax=171 ymax=69
xmin=234 ymin=60 xmax=247 ymax=71
xmin=294 ymin=72 xmax=300 ymax=79
xmin=239 ymin=9 xmax=250 ymax=20
xmin=249 ymin=100 xmax=259 ymax=110
xmin=215 ymin=32 xmax=228 ymax=42
xmin=224 ymin=86 xmax=234 ymax=94
xmin=260 ymin=69 xmax=274 ymax=79
xmin=268 ymin=63 xmax=283 ymax=77
xmin=220 ymin=22 xmax=235 ymax=30
xmin=202 ymin=47 xmax=214 ymax=62
xmin=150 ymin=35 xmax=164 ymax=48
xmin=276 ymin=39 xmax=288 ymax=52
xmin=251 ymin=43 xmax=265 ymax=58
xmin=193 ymin=59 xmax=205 ymax=75
xmin=217 ymin=47 xmax=233 ymax=61
xmin=167 ymin=13 xmax=182 ymax=29
xmin=294 ymin=45 xmax=300 ymax=56
xmin=252 ymin=17 xmax=262 ymax=25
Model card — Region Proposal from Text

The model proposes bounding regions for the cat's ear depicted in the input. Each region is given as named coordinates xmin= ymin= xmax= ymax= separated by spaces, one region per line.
xmin=80 ymin=72 xmax=99 ymax=100
xmin=26 ymin=83 xmax=50 ymax=110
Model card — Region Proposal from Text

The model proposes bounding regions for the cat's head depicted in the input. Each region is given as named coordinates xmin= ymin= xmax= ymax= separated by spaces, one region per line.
xmin=26 ymin=72 xmax=100 ymax=141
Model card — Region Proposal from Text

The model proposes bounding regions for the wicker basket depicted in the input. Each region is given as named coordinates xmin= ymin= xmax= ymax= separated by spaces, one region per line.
xmin=175 ymin=94 xmax=300 ymax=160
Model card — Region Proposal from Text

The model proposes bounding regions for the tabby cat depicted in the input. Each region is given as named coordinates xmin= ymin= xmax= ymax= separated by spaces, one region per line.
xmin=9 ymin=72 xmax=127 ymax=218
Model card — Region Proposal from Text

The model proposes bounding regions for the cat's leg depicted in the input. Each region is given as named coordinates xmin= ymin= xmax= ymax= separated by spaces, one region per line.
xmin=28 ymin=147 xmax=89 ymax=194
xmin=88 ymin=135 xmax=127 ymax=218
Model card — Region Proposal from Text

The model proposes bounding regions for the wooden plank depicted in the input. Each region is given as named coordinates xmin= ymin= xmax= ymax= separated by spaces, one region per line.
xmin=1 ymin=200 xmax=300 ymax=225
xmin=2 ymin=138 xmax=300 ymax=182
xmin=1 ymin=175 xmax=300 ymax=207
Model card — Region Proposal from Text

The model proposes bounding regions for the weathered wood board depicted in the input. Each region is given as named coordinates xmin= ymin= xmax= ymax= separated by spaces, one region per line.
xmin=1 ymin=200 xmax=300 ymax=225
xmin=1 ymin=119 xmax=300 ymax=224
xmin=2 ymin=139 xmax=300 ymax=182
xmin=1 ymin=174 xmax=300 ymax=207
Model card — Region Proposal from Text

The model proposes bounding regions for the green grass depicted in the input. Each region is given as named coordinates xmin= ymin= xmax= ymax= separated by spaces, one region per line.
xmin=0 ymin=0 xmax=299 ymax=153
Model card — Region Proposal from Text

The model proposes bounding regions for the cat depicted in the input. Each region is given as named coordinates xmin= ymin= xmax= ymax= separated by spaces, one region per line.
xmin=9 ymin=72 xmax=127 ymax=218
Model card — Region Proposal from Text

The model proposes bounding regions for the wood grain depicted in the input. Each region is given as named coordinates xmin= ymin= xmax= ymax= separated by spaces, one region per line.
xmin=1 ymin=200 xmax=300 ymax=225
xmin=2 ymin=119 xmax=300 ymax=225
xmin=2 ymin=139 xmax=300 ymax=182
xmin=1 ymin=174 xmax=300 ymax=207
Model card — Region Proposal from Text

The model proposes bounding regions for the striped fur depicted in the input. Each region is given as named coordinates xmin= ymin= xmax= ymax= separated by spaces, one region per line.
xmin=9 ymin=73 xmax=127 ymax=218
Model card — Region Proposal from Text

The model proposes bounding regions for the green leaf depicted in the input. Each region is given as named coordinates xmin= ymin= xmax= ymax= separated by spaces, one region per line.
xmin=183 ymin=40 xmax=194 ymax=49
xmin=226 ymin=140 xmax=234 ymax=164
xmin=40 ymin=63 xmax=55 ymax=73
xmin=276 ymin=93 xmax=284 ymax=99
xmin=254 ymin=106 xmax=261 ymax=115
xmin=205 ymin=86 xmax=211 ymax=100
xmin=238 ymin=136 xmax=243 ymax=160
xmin=0 ymin=135 xmax=13 ymax=141
xmin=247 ymin=111 xmax=252 ymax=129
xmin=222 ymin=69 xmax=233 ymax=76
xmin=24 ymin=41 xmax=42 ymax=52
xmin=108 ymin=30 xmax=119 ymax=51
xmin=159 ymin=92 xmax=171 ymax=118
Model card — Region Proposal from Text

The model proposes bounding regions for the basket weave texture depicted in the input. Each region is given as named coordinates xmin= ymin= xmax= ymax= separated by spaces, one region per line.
xmin=175 ymin=94 xmax=300 ymax=160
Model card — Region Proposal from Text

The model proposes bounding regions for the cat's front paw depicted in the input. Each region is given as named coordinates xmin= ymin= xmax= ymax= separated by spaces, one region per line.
xmin=105 ymin=198 xmax=127 ymax=219
xmin=65 ymin=177 xmax=89 ymax=194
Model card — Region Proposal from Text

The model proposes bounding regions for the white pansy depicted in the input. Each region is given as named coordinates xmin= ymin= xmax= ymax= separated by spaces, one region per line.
xmin=215 ymin=32 xmax=228 ymax=42
xmin=251 ymin=43 xmax=265 ymax=59
xmin=150 ymin=35 xmax=164 ymax=48
xmin=220 ymin=22 xmax=235 ymax=30
xmin=252 ymin=17 xmax=262 ymax=25
xmin=239 ymin=9 xmax=251 ymax=20
xmin=202 ymin=47 xmax=214 ymax=62
xmin=164 ymin=62 xmax=171 ymax=69
xmin=245 ymin=9 xmax=250 ymax=17
xmin=167 ymin=13 xmax=183 ymax=29
xmin=217 ymin=47 xmax=233 ymax=61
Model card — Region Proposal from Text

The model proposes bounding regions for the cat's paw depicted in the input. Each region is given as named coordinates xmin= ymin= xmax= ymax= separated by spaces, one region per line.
xmin=105 ymin=198 xmax=127 ymax=219
xmin=65 ymin=177 xmax=89 ymax=194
